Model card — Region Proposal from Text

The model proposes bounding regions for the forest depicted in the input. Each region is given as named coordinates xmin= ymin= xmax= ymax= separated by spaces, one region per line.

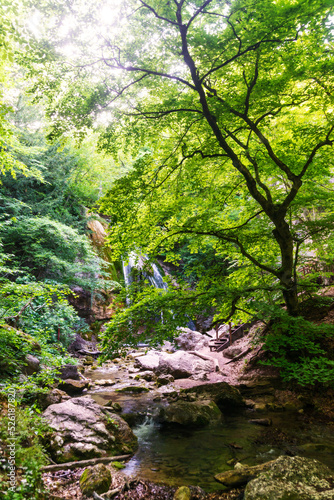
xmin=1 ymin=0 xmax=334 ymax=499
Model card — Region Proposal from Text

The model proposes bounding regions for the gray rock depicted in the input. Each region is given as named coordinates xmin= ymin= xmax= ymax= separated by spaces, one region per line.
xmin=174 ymin=328 xmax=209 ymax=351
xmin=23 ymin=354 xmax=40 ymax=375
xmin=244 ymin=456 xmax=334 ymax=500
xmin=158 ymin=400 xmax=222 ymax=428
xmin=156 ymin=351 xmax=215 ymax=379
xmin=134 ymin=352 xmax=160 ymax=371
xmin=43 ymin=396 xmax=137 ymax=463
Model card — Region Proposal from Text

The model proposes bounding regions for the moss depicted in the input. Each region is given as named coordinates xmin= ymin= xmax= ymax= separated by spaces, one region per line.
xmin=115 ymin=386 xmax=149 ymax=393
xmin=112 ymin=461 xmax=125 ymax=469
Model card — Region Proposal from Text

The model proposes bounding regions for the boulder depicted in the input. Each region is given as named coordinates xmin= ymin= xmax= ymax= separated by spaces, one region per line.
xmin=79 ymin=464 xmax=112 ymax=496
xmin=58 ymin=378 xmax=89 ymax=396
xmin=244 ymin=456 xmax=334 ymax=500
xmin=223 ymin=345 xmax=244 ymax=359
xmin=158 ymin=400 xmax=222 ymax=428
xmin=38 ymin=389 xmax=71 ymax=410
xmin=134 ymin=352 xmax=160 ymax=371
xmin=58 ymin=364 xmax=80 ymax=381
xmin=174 ymin=328 xmax=210 ymax=351
xmin=215 ymin=460 xmax=277 ymax=487
xmin=23 ymin=354 xmax=40 ymax=375
xmin=43 ymin=396 xmax=137 ymax=463
xmin=182 ymin=382 xmax=244 ymax=412
xmin=156 ymin=351 xmax=216 ymax=379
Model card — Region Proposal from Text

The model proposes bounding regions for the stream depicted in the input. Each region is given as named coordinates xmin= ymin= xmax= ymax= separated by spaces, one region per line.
xmin=85 ymin=363 xmax=334 ymax=492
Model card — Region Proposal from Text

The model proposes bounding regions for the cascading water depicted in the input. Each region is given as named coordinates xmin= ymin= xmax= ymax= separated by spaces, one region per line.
xmin=122 ymin=253 xmax=196 ymax=330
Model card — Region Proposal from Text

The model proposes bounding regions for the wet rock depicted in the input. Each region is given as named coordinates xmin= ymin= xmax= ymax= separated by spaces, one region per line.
xmin=157 ymin=374 xmax=175 ymax=386
xmin=215 ymin=459 xmax=277 ymax=487
xmin=23 ymin=354 xmax=40 ymax=375
xmin=57 ymin=364 xmax=80 ymax=381
xmin=158 ymin=400 xmax=223 ymax=428
xmin=248 ymin=418 xmax=272 ymax=426
xmin=79 ymin=464 xmax=112 ymax=496
xmin=58 ymin=378 xmax=89 ymax=396
xmin=115 ymin=386 xmax=149 ymax=393
xmin=134 ymin=352 xmax=160 ymax=371
xmin=236 ymin=378 xmax=277 ymax=397
xmin=174 ymin=328 xmax=210 ymax=351
xmin=43 ymin=396 xmax=137 ymax=462
xmin=223 ymin=345 xmax=244 ymax=359
xmin=182 ymin=382 xmax=244 ymax=412
xmin=95 ymin=379 xmax=115 ymax=386
xmin=244 ymin=456 xmax=334 ymax=500
xmin=156 ymin=351 xmax=216 ymax=379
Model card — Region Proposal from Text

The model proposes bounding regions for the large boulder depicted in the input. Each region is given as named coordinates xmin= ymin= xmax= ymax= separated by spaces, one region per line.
xmin=158 ymin=400 xmax=222 ymax=428
xmin=182 ymin=382 xmax=244 ymax=412
xmin=174 ymin=328 xmax=210 ymax=351
xmin=43 ymin=396 xmax=137 ymax=463
xmin=134 ymin=352 xmax=160 ymax=371
xmin=79 ymin=464 xmax=112 ymax=496
xmin=244 ymin=456 xmax=334 ymax=500
xmin=156 ymin=351 xmax=216 ymax=379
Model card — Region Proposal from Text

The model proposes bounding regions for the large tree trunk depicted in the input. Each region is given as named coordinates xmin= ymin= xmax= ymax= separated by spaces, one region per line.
xmin=273 ymin=218 xmax=299 ymax=316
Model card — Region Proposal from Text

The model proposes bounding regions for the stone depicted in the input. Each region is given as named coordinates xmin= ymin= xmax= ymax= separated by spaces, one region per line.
xmin=174 ymin=328 xmax=210 ymax=351
xmin=115 ymin=386 xmax=149 ymax=393
xmin=58 ymin=378 xmax=89 ymax=396
xmin=23 ymin=354 xmax=40 ymax=375
xmin=158 ymin=400 xmax=222 ymax=428
xmin=244 ymin=456 xmax=334 ymax=500
xmin=215 ymin=459 xmax=277 ymax=487
xmin=173 ymin=486 xmax=192 ymax=500
xmin=58 ymin=364 xmax=80 ymax=381
xmin=43 ymin=396 xmax=137 ymax=462
xmin=156 ymin=351 xmax=216 ymax=379
xmin=79 ymin=464 xmax=112 ymax=496
xmin=134 ymin=352 xmax=160 ymax=371
xmin=182 ymin=382 xmax=244 ymax=412
xmin=156 ymin=374 xmax=174 ymax=386
xmin=38 ymin=389 xmax=70 ymax=410
xmin=248 ymin=418 xmax=272 ymax=426
xmin=139 ymin=371 xmax=156 ymax=381
xmin=223 ymin=345 xmax=244 ymax=359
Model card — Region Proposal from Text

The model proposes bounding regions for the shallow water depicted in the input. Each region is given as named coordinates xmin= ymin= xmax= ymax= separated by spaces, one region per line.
xmin=87 ymin=367 xmax=334 ymax=492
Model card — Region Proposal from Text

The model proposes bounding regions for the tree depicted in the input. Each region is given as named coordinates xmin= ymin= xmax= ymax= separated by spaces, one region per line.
xmin=32 ymin=0 xmax=334 ymax=320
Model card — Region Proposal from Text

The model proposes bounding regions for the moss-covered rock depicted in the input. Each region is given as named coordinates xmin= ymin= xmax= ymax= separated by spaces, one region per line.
xmin=79 ymin=464 xmax=111 ymax=496
xmin=159 ymin=400 xmax=222 ymax=428
xmin=244 ymin=456 xmax=334 ymax=500
xmin=173 ymin=486 xmax=192 ymax=500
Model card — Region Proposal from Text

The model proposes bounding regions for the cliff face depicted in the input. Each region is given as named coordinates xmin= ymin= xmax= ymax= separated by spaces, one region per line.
xmin=68 ymin=217 xmax=123 ymax=324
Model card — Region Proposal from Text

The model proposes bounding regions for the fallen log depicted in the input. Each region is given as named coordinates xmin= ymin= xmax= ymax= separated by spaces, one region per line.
xmin=41 ymin=454 xmax=131 ymax=473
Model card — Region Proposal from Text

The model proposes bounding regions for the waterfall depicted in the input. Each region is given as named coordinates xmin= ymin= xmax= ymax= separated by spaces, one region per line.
xmin=122 ymin=253 xmax=196 ymax=331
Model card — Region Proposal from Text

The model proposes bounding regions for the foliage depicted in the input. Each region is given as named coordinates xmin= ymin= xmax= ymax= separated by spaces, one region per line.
xmin=259 ymin=308 xmax=334 ymax=386
xmin=30 ymin=0 xmax=334 ymax=322
xmin=0 ymin=406 xmax=49 ymax=499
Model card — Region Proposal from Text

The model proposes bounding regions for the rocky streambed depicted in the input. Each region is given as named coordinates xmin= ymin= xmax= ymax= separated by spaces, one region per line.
xmin=42 ymin=330 xmax=334 ymax=499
